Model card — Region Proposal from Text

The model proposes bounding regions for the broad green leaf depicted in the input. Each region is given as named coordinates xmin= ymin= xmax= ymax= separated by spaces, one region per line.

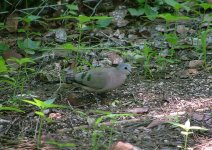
xmin=44 ymin=98 xmax=56 ymax=105
xmin=164 ymin=0 xmax=182 ymax=10
xmin=128 ymin=8 xmax=145 ymax=16
xmin=23 ymin=38 xmax=40 ymax=50
xmin=96 ymin=18 xmax=112 ymax=28
xmin=18 ymin=38 xmax=40 ymax=54
xmin=144 ymin=4 xmax=158 ymax=21
xmin=67 ymin=4 xmax=79 ymax=11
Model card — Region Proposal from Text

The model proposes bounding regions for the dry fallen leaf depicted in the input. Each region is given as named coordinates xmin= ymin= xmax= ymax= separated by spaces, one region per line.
xmin=5 ymin=13 xmax=19 ymax=32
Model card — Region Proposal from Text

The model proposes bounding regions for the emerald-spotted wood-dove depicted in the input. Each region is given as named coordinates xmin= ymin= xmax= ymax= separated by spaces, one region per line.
xmin=66 ymin=63 xmax=132 ymax=93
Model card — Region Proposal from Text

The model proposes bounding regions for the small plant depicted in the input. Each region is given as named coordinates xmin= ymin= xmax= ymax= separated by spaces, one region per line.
xmin=168 ymin=119 xmax=208 ymax=150
xmin=90 ymin=110 xmax=133 ymax=150
xmin=142 ymin=44 xmax=156 ymax=78
xmin=128 ymin=0 xmax=158 ymax=20
xmin=200 ymin=29 xmax=212 ymax=66
xmin=22 ymin=98 xmax=67 ymax=149
xmin=7 ymin=57 xmax=35 ymax=96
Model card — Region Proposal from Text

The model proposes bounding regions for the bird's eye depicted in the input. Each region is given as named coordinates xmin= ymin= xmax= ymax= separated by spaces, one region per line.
xmin=124 ymin=67 xmax=128 ymax=70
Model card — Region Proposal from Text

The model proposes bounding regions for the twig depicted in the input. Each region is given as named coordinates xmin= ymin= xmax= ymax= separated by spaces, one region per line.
xmin=91 ymin=0 xmax=103 ymax=16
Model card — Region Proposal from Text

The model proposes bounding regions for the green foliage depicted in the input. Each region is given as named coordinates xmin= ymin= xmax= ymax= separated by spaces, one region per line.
xmin=48 ymin=15 xmax=112 ymax=29
xmin=8 ymin=57 xmax=35 ymax=66
xmin=0 ymin=75 xmax=16 ymax=86
xmin=22 ymin=98 xmax=66 ymax=110
xmin=21 ymin=15 xmax=41 ymax=23
xmin=164 ymin=33 xmax=178 ymax=45
xmin=66 ymin=4 xmax=79 ymax=16
xmin=0 ymin=22 xmax=5 ymax=30
xmin=158 ymin=13 xmax=191 ymax=22
xmin=128 ymin=0 xmax=192 ymax=20
xmin=168 ymin=119 xmax=208 ymax=150
xmin=90 ymin=110 xmax=133 ymax=150
xmin=17 ymin=38 xmax=41 ymax=54
xmin=0 ymin=57 xmax=8 ymax=73
xmin=0 ymin=106 xmax=24 ymax=112
xmin=128 ymin=0 xmax=158 ymax=20
xmin=199 ymin=3 xmax=212 ymax=11
xmin=0 ymin=43 xmax=9 ymax=53
xmin=22 ymin=98 xmax=67 ymax=149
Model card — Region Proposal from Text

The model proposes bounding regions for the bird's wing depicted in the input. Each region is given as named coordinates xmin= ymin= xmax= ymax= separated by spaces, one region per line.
xmin=74 ymin=68 xmax=112 ymax=90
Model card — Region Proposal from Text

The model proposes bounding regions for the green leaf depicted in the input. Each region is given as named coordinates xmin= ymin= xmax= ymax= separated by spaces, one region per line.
xmin=0 ymin=57 xmax=8 ymax=72
xmin=164 ymin=0 xmax=182 ymax=10
xmin=44 ymin=98 xmax=56 ymax=105
xmin=34 ymin=99 xmax=45 ymax=108
xmin=158 ymin=13 xmax=190 ymax=22
xmin=17 ymin=38 xmax=40 ymax=54
xmin=96 ymin=18 xmax=112 ymax=28
xmin=35 ymin=111 xmax=45 ymax=117
xmin=67 ymin=4 xmax=79 ymax=11
xmin=23 ymin=99 xmax=39 ymax=107
xmin=144 ymin=4 xmax=158 ymax=21
xmin=0 ymin=75 xmax=15 ymax=85
xmin=23 ymin=15 xmax=41 ymax=23
xmin=128 ymin=8 xmax=144 ymax=16
xmin=63 ymin=43 xmax=75 ymax=50
xmin=164 ymin=33 xmax=178 ymax=45
xmin=199 ymin=3 xmax=212 ymax=10
xmin=0 ymin=106 xmax=24 ymax=112
xmin=189 ymin=126 xmax=208 ymax=131
xmin=8 ymin=57 xmax=35 ymax=66
xmin=78 ymin=15 xmax=91 ymax=24
xmin=0 ymin=43 xmax=9 ymax=52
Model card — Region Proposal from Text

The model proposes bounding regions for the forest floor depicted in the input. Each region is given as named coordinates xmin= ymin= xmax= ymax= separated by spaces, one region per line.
xmin=0 ymin=1 xmax=212 ymax=150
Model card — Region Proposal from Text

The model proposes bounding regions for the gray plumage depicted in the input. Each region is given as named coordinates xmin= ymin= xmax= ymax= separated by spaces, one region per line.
xmin=67 ymin=63 xmax=131 ymax=93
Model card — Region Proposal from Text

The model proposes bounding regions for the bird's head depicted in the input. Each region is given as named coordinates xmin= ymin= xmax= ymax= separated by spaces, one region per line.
xmin=117 ymin=63 xmax=132 ymax=75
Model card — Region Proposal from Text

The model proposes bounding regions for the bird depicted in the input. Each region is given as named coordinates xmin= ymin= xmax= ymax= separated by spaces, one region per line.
xmin=65 ymin=63 xmax=132 ymax=93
